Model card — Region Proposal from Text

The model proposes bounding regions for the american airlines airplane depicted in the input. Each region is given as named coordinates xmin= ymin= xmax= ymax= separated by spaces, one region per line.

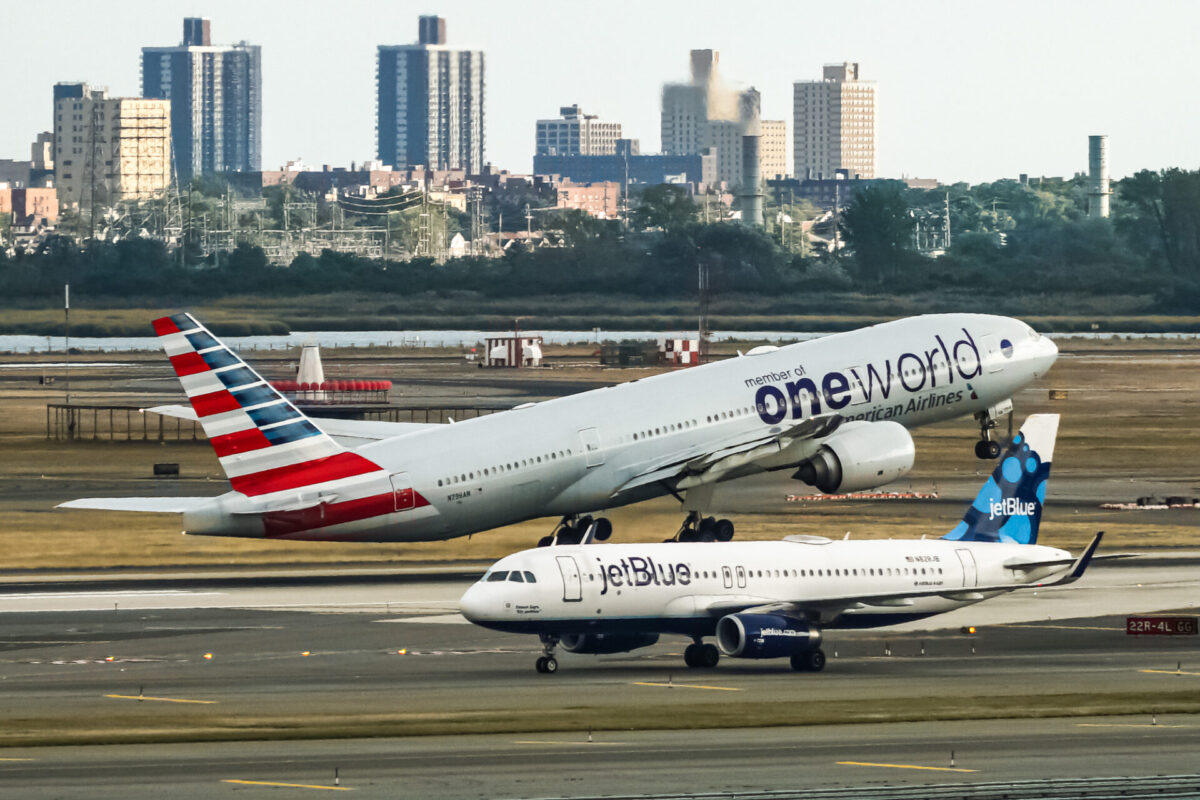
xmin=460 ymin=415 xmax=1110 ymax=674
xmin=61 ymin=312 xmax=1057 ymax=545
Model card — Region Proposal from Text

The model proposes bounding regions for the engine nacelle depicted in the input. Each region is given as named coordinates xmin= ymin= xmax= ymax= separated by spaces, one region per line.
xmin=793 ymin=420 xmax=914 ymax=494
xmin=560 ymin=632 xmax=659 ymax=654
xmin=715 ymin=613 xmax=822 ymax=659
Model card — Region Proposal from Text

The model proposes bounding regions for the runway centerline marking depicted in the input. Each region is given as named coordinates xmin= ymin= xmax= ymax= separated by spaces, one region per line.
xmin=1140 ymin=669 xmax=1200 ymax=677
xmin=837 ymin=761 xmax=978 ymax=773
xmin=106 ymin=694 xmax=215 ymax=704
xmin=0 ymin=758 xmax=35 ymax=761
xmin=632 ymin=681 xmax=742 ymax=692
xmin=223 ymin=779 xmax=352 ymax=791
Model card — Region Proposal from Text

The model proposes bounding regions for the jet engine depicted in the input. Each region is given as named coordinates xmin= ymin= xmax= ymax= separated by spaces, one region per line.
xmin=560 ymin=632 xmax=660 ymax=654
xmin=715 ymin=613 xmax=822 ymax=659
xmin=793 ymin=420 xmax=914 ymax=494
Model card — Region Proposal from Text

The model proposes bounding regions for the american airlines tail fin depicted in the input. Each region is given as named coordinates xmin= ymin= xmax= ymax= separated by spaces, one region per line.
xmin=152 ymin=313 xmax=383 ymax=497
xmin=943 ymin=414 xmax=1058 ymax=545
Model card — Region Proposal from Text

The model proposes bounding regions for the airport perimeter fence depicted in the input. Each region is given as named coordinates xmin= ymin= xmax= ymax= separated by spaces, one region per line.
xmin=45 ymin=403 xmax=505 ymax=441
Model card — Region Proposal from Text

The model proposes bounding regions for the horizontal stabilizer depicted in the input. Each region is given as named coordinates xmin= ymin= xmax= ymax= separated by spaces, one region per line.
xmin=58 ymin=497 xmax=216 ymax=514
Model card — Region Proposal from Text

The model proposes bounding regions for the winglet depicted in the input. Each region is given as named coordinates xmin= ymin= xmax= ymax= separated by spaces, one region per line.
xmin=1067 ymin=531 xmax=1104 ymax=581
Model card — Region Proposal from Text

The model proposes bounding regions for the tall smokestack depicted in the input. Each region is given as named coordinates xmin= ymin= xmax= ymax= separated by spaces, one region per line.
xmin=1088 ymin=135 xmax=1110 ymax=219
xmin=739 ymin=91 xmax=763 ymax=227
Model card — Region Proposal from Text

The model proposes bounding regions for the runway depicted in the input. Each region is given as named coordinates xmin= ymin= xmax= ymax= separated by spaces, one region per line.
xmin=0 ymin=560 xmax=1198 ymax=798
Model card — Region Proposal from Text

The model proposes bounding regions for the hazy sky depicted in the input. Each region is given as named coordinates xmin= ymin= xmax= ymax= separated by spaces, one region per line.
xmin=4 ymin=1 xmax=1197 ymax=183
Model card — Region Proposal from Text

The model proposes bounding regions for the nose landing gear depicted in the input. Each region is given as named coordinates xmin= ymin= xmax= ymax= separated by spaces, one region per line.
xmin=535 ymin=633 xmax=560 ymax=674
xmin=974 ymin=402 xmax=1013 ymax=460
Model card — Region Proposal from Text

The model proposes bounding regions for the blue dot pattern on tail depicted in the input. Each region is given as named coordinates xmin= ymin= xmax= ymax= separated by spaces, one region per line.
xmin=943 ymin=421 xmax=1055 ymax=545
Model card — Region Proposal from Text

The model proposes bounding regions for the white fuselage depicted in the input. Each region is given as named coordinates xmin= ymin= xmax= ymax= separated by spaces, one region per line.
xmin=184 ymin=313 xmax=1057 ymax=542
xmin=460 ymin=537 xmax=1073 ymax=636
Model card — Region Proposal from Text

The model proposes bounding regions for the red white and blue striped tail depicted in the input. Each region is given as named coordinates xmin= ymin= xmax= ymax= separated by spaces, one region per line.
xmin=152 ymin=313 xmax=384 ymax=498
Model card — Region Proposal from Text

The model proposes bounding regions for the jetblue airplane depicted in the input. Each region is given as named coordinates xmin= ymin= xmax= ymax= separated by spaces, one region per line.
xmin=461 ymin=415 xmax=1111 ymax=674
xmin=60 ymin=312 xmax=1057 ymax=545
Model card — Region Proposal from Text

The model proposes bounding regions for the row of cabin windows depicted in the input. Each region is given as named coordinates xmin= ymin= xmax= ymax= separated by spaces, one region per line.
xmin=437 ymin=449 xmax=574 ymax=487
xmin=685 ymin=566 xmax=944 ymax=580
xmin=622 ymin=405 xmax=763 ymax=445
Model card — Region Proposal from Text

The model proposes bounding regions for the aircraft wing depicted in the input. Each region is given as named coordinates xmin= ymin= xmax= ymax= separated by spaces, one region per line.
xmin=702 ymin=533 xmax=1109 ymax=623
xmin=613 ymin=414 xmax=843 ymax=496
xmin=146 ymin=404 xmax=440 ymax=447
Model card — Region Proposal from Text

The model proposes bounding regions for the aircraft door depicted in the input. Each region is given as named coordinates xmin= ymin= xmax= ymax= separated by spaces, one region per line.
xmin=979 ymin=335 xmax=1003 ymax=373
xmin=721 ymin=566 xmax=733 ymax=589
xmin=579 ymin=428 xmax=604 ymax=467
xmin=735 ymin=566 xmax=747 ymax=588
xmin=389 ymin=473 xmax=415 ymax=511
xmin=846 ymin=366 xmax=869 ymax=406
xmin=556 ymin=555 xmax=583 ymax=602
xmin=956 ymin=549 xmax=979 ymax=587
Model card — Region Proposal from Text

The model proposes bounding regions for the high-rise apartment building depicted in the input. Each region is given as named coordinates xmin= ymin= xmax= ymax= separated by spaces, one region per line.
xmin=661 ymin=50 xmax=786 ymax=186
xmin=793 ymin=62 xmax=876 ymax=180
xmin=141 ymin=18 xmax=262 ymax=181
xmin=536 ymin=105 xmax=621 ymax=157
xmin=53 ymin=83 xmax=172 ymax=207
xmin=377 ymin=16 xmax=485 ymax=172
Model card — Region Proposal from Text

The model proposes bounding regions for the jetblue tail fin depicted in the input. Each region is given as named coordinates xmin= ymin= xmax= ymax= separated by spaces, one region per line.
xmin=943 ymin=414 xmax=1058 ymax=545
xmin=152 ymin=313 xmax=382 ymax=497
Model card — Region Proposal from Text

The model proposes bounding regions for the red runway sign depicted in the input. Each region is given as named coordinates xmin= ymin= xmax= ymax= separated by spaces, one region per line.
xmin=1126 ymin=616 xmax=1199 ymax=636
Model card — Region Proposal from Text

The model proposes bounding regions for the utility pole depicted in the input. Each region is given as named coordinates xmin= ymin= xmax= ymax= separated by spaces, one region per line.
xmin=63 ymin=284 xmax=70 ymax=405
xmin=945 ymin=191 xmax=952 ymax=249
xmin=524 ymin=202 xmax=532 ymax=247
xmin=833 ymin=183 xmax=841 ymax=253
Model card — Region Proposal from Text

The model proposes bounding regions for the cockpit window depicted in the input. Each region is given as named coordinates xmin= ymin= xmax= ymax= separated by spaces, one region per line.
xmin=507 ymin=571 xmax=525 ymax=583
xmin=523 ymin=571 xmax=536 ymax=583
xmin=486 ymin=570 xmax=509 ymax=582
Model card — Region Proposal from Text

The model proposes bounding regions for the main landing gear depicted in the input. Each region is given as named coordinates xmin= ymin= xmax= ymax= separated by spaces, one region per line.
xmin=535 ymin=633 xmax=559 ymax=674
xmin=683 ymin=639 xmax=720 ymax=668
xmin=666 ymin=511 xmax=734 ymax=543
xmin=790 ymin=648 xmax=826 ymax=672
xmin=538 ymin=515 xmax=613 ymax=547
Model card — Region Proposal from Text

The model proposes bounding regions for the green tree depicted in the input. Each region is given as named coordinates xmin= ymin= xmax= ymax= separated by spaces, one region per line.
xmin=633 ymin=184 xmax=697 ymax=233
xmin=839 ymin=184 xmax=914 ymax=283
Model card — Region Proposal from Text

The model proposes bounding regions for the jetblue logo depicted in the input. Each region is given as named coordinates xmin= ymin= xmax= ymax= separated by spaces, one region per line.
xmin=989 ymin=497 xmax=1037 ymax=520
xmin=750 ymin=328 xmax=983 ymax=425
xmin=598 ymin=556 xmax=691 ymax=595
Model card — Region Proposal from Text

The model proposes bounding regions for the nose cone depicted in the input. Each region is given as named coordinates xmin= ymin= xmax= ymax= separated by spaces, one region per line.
xmin=1034 ymin=335 xmax=1058 ymax=375
xmin=459 ymin=583 xmax=487 ymax=623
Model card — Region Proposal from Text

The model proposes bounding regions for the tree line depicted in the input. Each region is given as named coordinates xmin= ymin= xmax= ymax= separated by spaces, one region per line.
xmin=1 ymin=169 xmax=1197 ymax=314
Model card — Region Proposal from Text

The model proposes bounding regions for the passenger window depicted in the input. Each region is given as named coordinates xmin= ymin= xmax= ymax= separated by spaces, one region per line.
xmin=524 ymin=571 xmax=536 ymax=583
xmin=486 ymin=571 xmax=509 ymax=582
xmin=508 ymin=571 xmax=524 ymax=582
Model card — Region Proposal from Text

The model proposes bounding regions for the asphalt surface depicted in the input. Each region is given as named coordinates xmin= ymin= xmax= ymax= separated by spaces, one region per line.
xmin=1 ymin=563 xmax=1198 ymax=798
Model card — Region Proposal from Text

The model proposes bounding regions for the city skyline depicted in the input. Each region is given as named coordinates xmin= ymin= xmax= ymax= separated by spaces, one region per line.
xmin=3 ymin=0 xmax=1197 ymax=184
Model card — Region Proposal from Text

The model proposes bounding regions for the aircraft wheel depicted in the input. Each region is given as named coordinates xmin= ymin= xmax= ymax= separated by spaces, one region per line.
xmin=684 ymin=644 xmax=699 ymax=668
xmin=543 ymin=656 xmax=558 ymax=674
xmin=973 ymin=440 xmax=988 ymax=459
xmin=699 ymin=643 xmax=720 ymax=668
xmin=985 ymin=440 xmax=1002 ymax=459
xmin=714 ymin=519 xmax=734 ymax=542
xmin=592 ymin=518 xmax=613 ymax=541
xmin=535 ymin=656 xmax=547 ymax=673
